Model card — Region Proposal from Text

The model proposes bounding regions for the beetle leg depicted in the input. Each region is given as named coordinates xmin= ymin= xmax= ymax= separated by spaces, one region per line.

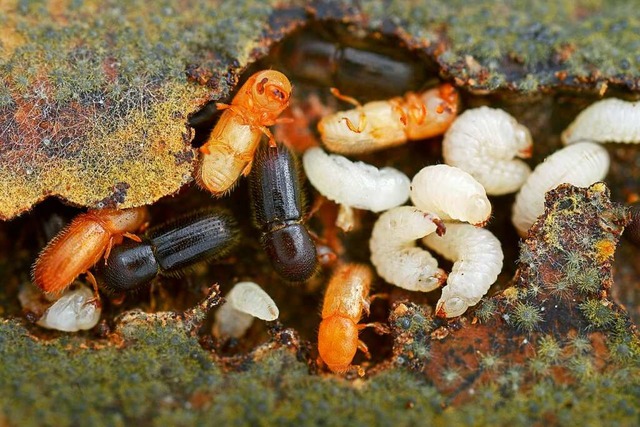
xmin=220 ymin=104 xmax=253 ymax=126
xmin=390 ymin=99 xmax=408 ymax=126
xmin=103 ymin=236 xmax=114 ymax=263
xmin=341 ymin=113 xmax=366 ymax=134
xmin=329 ymin=88 xmax=361 ymax=108
xmin=84 ymin=271 xmax=102 ymax=308
xmin=362 ymin=298 xmax=371 ymax=317
xmin=357 ymin=339 xmax=371 ymax=359
xmin=274 ymin=116 xmax=295 ymax=125
xmin=241 ymin=160 xmax=254 ymax=176
xmin=369 ymin=292 xmax=390 ymax=304
xmin=405 ymin=92 xmax=427 ymax=125
xmin=259 ymin=125 xmax=278 ymax=147
xmin=315 ymin=355 xmax=325 ymax=370
xmin=361 ymin=293 xmax=389 ymax=318
xmin=336 ymin=204 xmax=355 ymax=232
xmin=122 ymin=232 xmax=142 ymax=243
xmin=359 ymin=322 xmax=391 ymax=335
xmin=331 ymin=88 xmax=366 ymax=133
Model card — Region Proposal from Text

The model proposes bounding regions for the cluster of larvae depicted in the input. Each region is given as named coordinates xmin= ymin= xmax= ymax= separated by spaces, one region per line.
xmin=27 ymin=64 xmax=639 ymax=374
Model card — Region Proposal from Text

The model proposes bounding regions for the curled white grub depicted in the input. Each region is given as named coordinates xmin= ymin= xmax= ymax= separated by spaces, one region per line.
xmin=423 ymin=223 xmax=503 ymax=318
xmin=302 ymin=146 xmax=410 ymax=231
xmin=443 ymin=107 xmax=533 ymax=195
xmin=410 ymin=164 xmax=492 ymax=225
xmin=512 ymin=142 xmax=610 ymax=236
xmin=562 ymin=98 xmax=640 ymax=145
xmin=36 ymin=285 xmax=101 ymax=332
xmin=213 ymin=282 xmax=279 ymax=338
xmin=370 ymin=206 xmax=447 ymax=292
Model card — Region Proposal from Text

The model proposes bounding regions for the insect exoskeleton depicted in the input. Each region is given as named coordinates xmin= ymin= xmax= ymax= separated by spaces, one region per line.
xmin=98 ymin=209 xmax=240 ymax=293
xmin=423 ymin=223 xmax=503 ymax=318
xmin=443 ymin=107 xmax=533 ymax=195
xmin=410 ymin=164 xmax=492 ymax=226
xmin=369 ymin=206 xmax=447 ymax=292
xmin=302 ymin=146 xmax=410 ymax=231
xmin=275 ymin=28 xmax=428 ymax=101
xmin=213 ymin=282 xmax=279 ymax=339
xmin=36 ymin=284 xmax=102 ymax=332
xmin=196 ymin=70 xmax=292 ymax=196
xmin=511 ymin=142 xmax=610 ymax=236
xmin=317 ymin=83 xmax=459 ymax=154
xmin=249 ymin=141 xmax=318 ymax=282
xmin=32 ymin=207 xmax=149 ymax=297
xmin=318 ymin=263 xmax=373 ymax=373
xmin=562 ymin=98 xmax=640 ymax=145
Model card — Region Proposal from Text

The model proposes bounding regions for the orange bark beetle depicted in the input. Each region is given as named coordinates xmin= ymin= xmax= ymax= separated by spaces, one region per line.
xmin=196 ymin=70 xmax=292 ymax=196
xmin=318 ymin=263 xmax=372 ymax=373
xmin=32 ymin=207 xmax=148 ymax=295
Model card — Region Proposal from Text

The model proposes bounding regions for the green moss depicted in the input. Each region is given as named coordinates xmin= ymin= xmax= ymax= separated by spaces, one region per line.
xmin=511 ymin=301 xmax=544 ymax=333
xmin=390 ymin=302 xmax=434 ymax=370
xmin=527 ymin=356 xmax=550 ymax=377
xmin=475 ymin=299 xmax=497 ymax=323
xmin=366 ymin=0 xmax=640 ymax=92
xmin=568 ymin=335 xmax=593 ymax=356
xmin=0 ymin=0 xmax=278 ymax=219
xmin=479 ymin=352 xmax=504 ymax=372
xmin=548 ymin=277 xmax=574 ymax=300
xmin=607 ymin=318 xmax=640 ymax=363
xmin=574 ymin=267 xmax=602 ymax=295
xmin=0 ymin=319 xmax=223 ymax=426
xmin=1 ymin=315 xmax=638 ymax=426
xmin=579 ymin=299 xmax=616 ymax=329
xmin=537 ymin=335 xmax=562 ymax=362
xmin=440 ymin=367 xmax=462 ymax=385
xmin=568 ymin=356 xmax=595 ymax=380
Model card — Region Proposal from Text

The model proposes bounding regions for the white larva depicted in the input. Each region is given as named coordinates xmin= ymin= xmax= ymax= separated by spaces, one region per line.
xmin=562 ymin=98 xmax=640 ymax=145
xmin=213 ymin=282 xmax=279 ymax=338
xmin=410 ymin=164 xmax=492 ymax=225
xmin=18 ymin=282 xmax=57 ymax=317
xmin=443 ymin=107 xmax=533 ymax=195
xmin=423 ymin=223 xmax=503 ymax=318
xmin=511 ymin=142 xmax=610 ymax=236
xmin=36 ymin=285 xmax=101 ymax=332
xmin=302 ymin=146 xmax=410 ymax=231
xmin=369 ymin=206 xmax=447 ymax=292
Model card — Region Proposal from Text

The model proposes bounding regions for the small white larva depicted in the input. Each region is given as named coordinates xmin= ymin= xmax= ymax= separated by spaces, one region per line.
xmin=512 ymin=142 xmax=610 ymax=235
xmin=443 ymin=107 xmax=533 ymax=195
xmin=36 ymin=285 xmax=102 ymax=332
xmin=18 ymin=282 xmax=57 ymax=317
xmin=302 ymin=146 xmax=410 ymax=231
xmin=410 ymin=164 xmax=492 ymax=225
xmin=369 ymin=206 xmax=447 ymax=292
xmin=213 ymin=282 xmax=279 ymax=338
xmin=423 ymin=223 xmax=503 ymax=318
xmin=562 ymin=98 xmax=640 ymax=145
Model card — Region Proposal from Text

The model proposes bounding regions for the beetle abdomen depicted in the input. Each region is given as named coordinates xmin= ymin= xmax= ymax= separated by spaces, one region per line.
xmin=261 ymin=225 xmax=317 ymax=282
